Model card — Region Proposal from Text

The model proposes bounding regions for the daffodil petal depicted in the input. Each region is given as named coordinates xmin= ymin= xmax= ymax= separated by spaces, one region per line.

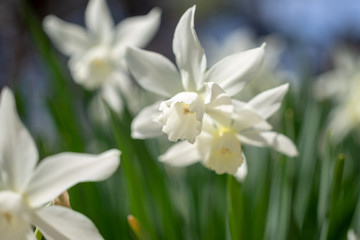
xmin=233 ymin=157 xmax=248 ymax=182
xmin=32 ymin=206 xmax=103 ymax=240
xmin=43 ymin=15 xmax=90 ymax=56
xmin=0 ymin=87 xmax=38 ymax=191
xmin=173 ymin=6 xmax=206 ymax=91
xmin=101 ymin=77 xmax=124 ymax=114
xmin=25 ymin=149 xmax=120 ymax=208
xmin=85 ymin=0 xmax=114 ymax=43
xmin=232 ymin=107 xmax=270 ymax=132
xmin=126 ymin=47 xmax=183 ymax=97
xmin=238 ymin=131 xmax=298 ymax=157
xmin=114 ymin=8 xmax=161 ymax=51
xmin=204 ymin=82 xmax=233 ymax=124
xmin=328 ymin=108 xmax=352 ymax=143
xmin=205 ymin=44 xmax=265 ymax=96
xmin=313 ymin=71 xmax=346 ymax=100
xmin=131 ymin=102 xmax=163 ymax=139
xmin=159 ymin=141 xmax=200 ymax=167
xmin=247 ymin=83 xmax=289 ymax=119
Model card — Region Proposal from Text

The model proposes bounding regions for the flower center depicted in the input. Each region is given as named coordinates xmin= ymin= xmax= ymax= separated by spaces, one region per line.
xmin=90 ymin=57 xmax=111 ymax=74
xmin=220 ymin=147 xmax=231 ymax=155
xmin=70 ymin=45 xmax=113 ymax=90
xmin=182 ymin=105 xmax=192 ymax=114
xmin=157 ymin=92 xmax=205 ymax=143
xmin=203 ymin=128 xmax=243 ymax=174
xmin=0 ymin=191 xmax=31 ymax=238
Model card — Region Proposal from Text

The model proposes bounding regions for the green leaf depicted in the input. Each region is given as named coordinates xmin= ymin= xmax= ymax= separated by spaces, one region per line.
xmin=227 ymin=175 xmax=244 ymax=240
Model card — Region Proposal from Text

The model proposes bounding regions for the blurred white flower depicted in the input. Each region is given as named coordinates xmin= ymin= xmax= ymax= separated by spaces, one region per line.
xmin=203 ymin=27 xmax=297 ymax=102
xmin=0 ymin=87 xmax=121 ymax=240
xmin=127 ymin=6 xmax=264 ymax=143
xmin=160 ymin=84 xmax=298 ymax=179
xmin=43 ymin=0 xmax=161 ymax=112
xmin=314 ymin=47 xmax=360 ymax=142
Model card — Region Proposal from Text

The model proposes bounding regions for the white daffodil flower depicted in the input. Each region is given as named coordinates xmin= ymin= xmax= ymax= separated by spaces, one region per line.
xmin=0 ymin=87 xmax=121 ymax=240
xmin=127 ymin=6 xmax=264 ymax=143
xmin=314 ymin=47 xmax=360 ymax=142
xmin=43 ymin=0 xmax=161 ymax=112
xmin=159 ymin=84 xmax=298 ymax=180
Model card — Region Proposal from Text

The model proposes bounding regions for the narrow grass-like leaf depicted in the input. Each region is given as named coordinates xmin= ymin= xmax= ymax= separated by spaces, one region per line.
xmin=227 ymin=175 xmax=244 ymax=240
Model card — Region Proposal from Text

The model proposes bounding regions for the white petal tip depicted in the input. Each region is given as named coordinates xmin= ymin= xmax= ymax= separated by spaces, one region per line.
xmin=1 ymin=86 xmax=14 ymax=103
xmin=103 ymin=148 xmax=121 ymax=156
xmin=43 ymin=15 xmax=59 ymax=30
xmin=281 ymin=83 xmax=290 ymax=90
xmin=288 ymin=149 xmax=299 ymax=157
xmin=98 ymin=149 xmax=121 ymax=166
xmin=149 ymin=7 xmax=162 ymax=16
xmin=233 ymin=161 xmax=248 ymax=182
xmin=282 ymin=144 xmax=298 ymax=157
xmin=1 ymin=86 xmax=12 ymax=96
xmin=125 ymin=46 xmax=141 ymax=57
xmin=275 ymin=83 xmax=290 ymax=96
xmin=131 ymin=132 xmax=145 ymax=139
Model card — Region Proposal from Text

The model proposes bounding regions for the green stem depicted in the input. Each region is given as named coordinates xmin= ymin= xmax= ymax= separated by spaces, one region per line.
xmin=227 ymin=175 xmax=244 ymax=240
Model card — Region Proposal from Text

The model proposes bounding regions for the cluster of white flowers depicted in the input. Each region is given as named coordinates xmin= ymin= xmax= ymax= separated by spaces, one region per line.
xmin=127 ymin=6 xmax=298 ymax=180
xmin=1 ymin=1 xmax=299 ymax=238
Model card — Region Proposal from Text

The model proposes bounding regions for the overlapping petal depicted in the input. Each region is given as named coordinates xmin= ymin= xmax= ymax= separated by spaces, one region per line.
xmin=231 ymin=107 xmax=271 ymax=132
xmin=0 ymin=88 xmax=38 ymax=191
xmin=115 ymin=8 xmax=161 ymax=51
xmin=25 ymin=149 xmax=120 ymax=208
xmin=173 ymin=6 xmax=206 ymax=91
xmin=205 ymin=44 xmax=265 ymax=96
xmin=238 ymin=131 xmax=298 ymax=157
xmin=233 ymin=159 xmax=248 ymax=182
xmin=101 ymin=77 xmax=124 ymax=114
xmin=131 ymin=102 xmax=163 ymax=139
xmin=159 ymin=141 xmax=200 ymax=167
xmin=32 ymin=206 xmax=103 ymax=240
xmin=247 ymin=83 xmax=289 ymax=119
xmin=43 ymin=15 xmax=90 ymax=56
xmin=85 ymin=0 xmax=114 ymax=43
xmin=126 ymin=47 xmax=183 ymax=97
xmin=204 ymin=82 xmax=233 ymax=124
